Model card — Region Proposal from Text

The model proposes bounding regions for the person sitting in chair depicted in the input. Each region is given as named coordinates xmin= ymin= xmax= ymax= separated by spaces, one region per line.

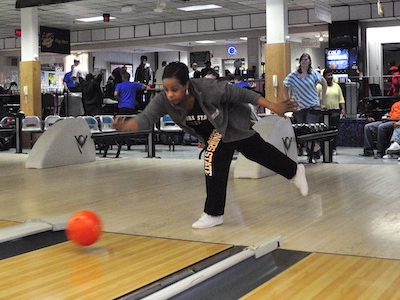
xmin=360 ymin=100 xmax=400 ymax=158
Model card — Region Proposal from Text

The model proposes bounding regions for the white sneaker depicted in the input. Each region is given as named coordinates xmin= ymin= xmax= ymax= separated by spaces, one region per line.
xmin=382 ymin=154 xmax=392 ymax=159
xmin=292 ymin=164 xmax=308 ymax=196
xmin=192 ymin=213 xmax=223 ymax=229
xmin=387 ymin=142 xmax=400 ymax=154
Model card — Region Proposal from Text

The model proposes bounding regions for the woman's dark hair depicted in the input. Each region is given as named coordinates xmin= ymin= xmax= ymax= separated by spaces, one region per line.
xmin=322 ymin=68 xmax=333 ymax=77
xmin=162 ymin=62 xmax=189 ymax=85
xmin=297 ymin=53 xmax=312 ymax=74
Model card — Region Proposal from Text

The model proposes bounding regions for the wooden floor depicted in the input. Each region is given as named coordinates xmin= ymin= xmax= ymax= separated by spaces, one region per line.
xmin=0 ymin=225 xmax=230 ymax=299
xmin=242 ymin=252 xmax=400 ymax=299
xmin=1 ymin=152 xmax=400 ymax=297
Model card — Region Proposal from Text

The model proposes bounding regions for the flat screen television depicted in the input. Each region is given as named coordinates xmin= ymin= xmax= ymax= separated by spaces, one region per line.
xmin=325 ymin=48 xmax=349 ymax=70
xmin=329 ymin=20 xmax=359 ymax=48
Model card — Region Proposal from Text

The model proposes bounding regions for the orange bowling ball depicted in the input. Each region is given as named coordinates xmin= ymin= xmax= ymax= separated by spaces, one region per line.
xmin=66 ymin=210 xmax=103 ymax=246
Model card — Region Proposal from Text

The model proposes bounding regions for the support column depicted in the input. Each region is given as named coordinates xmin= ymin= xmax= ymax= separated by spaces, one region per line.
xmin=19 ymin=7 xmax=41 ymax=117
xmin=19 ymin=61 xmax=41 ymax=116
xmin=265 ymin=0 xmax=291 ymax=103
xmin=247 ymin=37 xmax=261 ymax=77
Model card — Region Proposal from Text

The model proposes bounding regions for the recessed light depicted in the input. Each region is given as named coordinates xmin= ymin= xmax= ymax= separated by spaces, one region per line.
xmin=178 ymin=4 xmax=222 ymax=12
xmin=76 ymin=16 xmax=116 ymax=22
xmin=195 ymin=40 xmax=216 ymax=44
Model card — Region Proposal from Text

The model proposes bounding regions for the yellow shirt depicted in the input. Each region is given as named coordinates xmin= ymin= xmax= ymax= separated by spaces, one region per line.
xmin=317 ymin=82 xmax=345 ymax=110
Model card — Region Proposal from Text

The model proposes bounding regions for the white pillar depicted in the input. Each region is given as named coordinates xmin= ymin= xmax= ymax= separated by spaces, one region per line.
xmin=266 ymin=0 xmax=288 ymax=44
xmin=21 ymin=7 xmax=39 ymax=61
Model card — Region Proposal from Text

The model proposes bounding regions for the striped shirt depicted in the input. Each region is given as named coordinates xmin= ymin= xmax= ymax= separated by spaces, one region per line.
xmin=284 ymin=69 xmax=322 ymax=109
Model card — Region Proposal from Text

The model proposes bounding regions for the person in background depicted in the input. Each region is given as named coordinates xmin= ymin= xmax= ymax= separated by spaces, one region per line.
xmin=388 ymin=64 xmax=400 ymax=96
xmin=113 ymin=62 xmax=308 ymax=229
xmin=204 ymin=69 xmax=219 ymax=79
xmin=360 ymin=100 xmax=400 ymax=158
xmin=111 ymin=66 xmax=124 ymax=85
xmin=135 ymin=55 xmax=152 ymax=110
xmin=154 ymin=61 xmax=167 ymax=89
xmin=386 ymin=60 xmax=399 ymax=96
xmin=233 ymin=75 xmax=251 ymax=89
xmin=189 ymin=62 xmax=201 ymax=78
xmin=71 ymin=58 xmax=88 ymax=88
xmin=135 ymin=55 xmax=152 ymax=85
xmin=114 ymin=72 xmax=146 ymax=114
xmin=104 ymin=66 xmax=127 ymax=99
xmin=79 ymin=73 xmax=103 ymax=116
xmin=284 ymin=53 xmax=327 ymax=161
xmin=317 ymin=68 xmax=346 ymax=155
xmin=63 ymin=65 xmax=76 ymax=92
xmin=201 ymin=61 xmax=213 ymax=78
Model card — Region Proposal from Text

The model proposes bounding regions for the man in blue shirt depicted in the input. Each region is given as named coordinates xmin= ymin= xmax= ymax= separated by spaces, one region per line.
xmin=63 ymin=65 xmax=76 ymax=91
xmin=114 ymin=72 xmax=146 ymax=114
xmin=233 ymin=75 xmax=251 ymax=88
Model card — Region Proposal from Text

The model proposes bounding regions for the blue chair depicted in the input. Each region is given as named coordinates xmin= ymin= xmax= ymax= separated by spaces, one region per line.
xmin=98 ymin=115 xmax=115 ymax=132
xmin=81 ymin=116 xmax=100 ymax=133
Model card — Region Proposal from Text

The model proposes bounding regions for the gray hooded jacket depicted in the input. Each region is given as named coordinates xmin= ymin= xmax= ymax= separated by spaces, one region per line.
xmin=134 ymin=78 xmax=261 ymax=143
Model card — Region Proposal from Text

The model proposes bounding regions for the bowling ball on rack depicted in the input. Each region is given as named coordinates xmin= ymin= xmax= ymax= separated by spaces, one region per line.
xmin=320 ymin=123 xmax=328 ymax=131
xmin=66 ymin=210 xmax=103 ymax=246
xmin=309 ymin=123 xmax=318 ymax=133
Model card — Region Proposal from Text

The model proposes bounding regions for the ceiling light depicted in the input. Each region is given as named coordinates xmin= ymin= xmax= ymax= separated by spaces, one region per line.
xmin=121 ymin=5 xmax=135 ymax=13
xmin=195 ymin=40 xmax=216 ymax=44
xmin=240 ymin=37 xmax=247 ymax=41
xmin=76 ymin=16 xmax=116 ymax=22
xmin=315 ymin=33 xmax=324 ymax=41
xmin=178 ymin=4 xmax=222 ymax=12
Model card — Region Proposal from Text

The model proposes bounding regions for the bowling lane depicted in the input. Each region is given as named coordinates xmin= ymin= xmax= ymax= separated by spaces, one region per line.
xmin=0 ymin=220 xmax=19 ymax=229
xmin=0 ymin=232 xmax=231 ymax=299
xmin=241 ymin=252 xmax=400 ymax=299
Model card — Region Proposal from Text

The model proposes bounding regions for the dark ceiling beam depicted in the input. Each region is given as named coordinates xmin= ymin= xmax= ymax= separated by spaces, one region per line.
xmin=16 ymin=0 xmax=81 ymax=9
